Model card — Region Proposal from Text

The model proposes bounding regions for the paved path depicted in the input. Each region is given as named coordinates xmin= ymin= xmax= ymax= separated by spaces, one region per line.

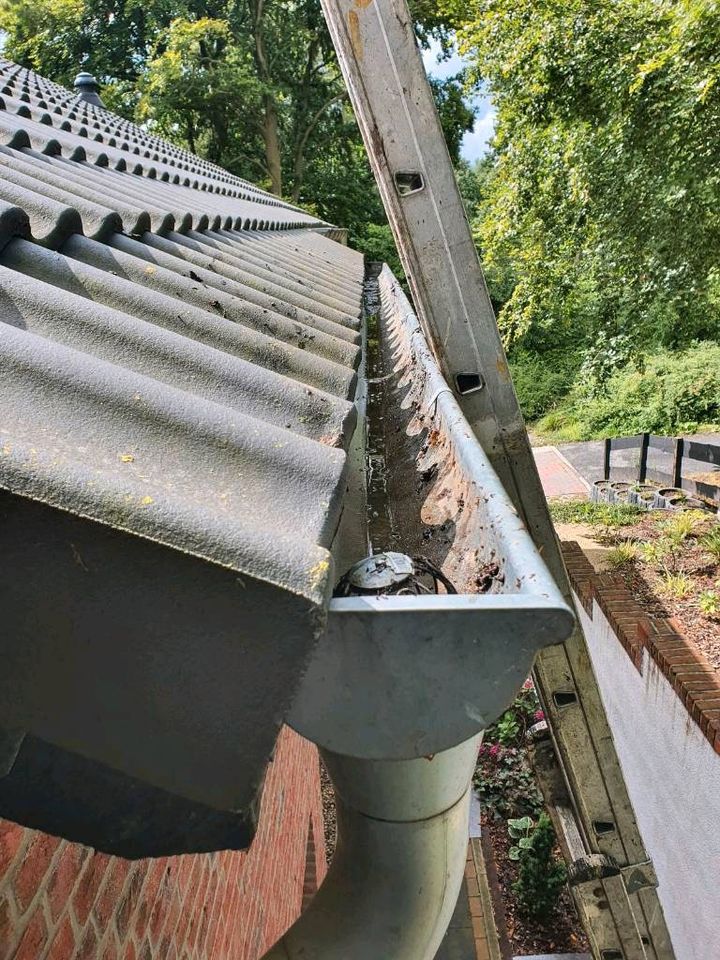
xmin=435 ymin=840 xmax=501 ymax=960
xmin=533 ymin=445 xmax=588 ymax=499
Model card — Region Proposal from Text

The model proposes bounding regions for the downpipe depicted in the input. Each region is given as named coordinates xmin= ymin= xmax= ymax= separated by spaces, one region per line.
xmin=261 ymin=734 xmax=482 ymax=960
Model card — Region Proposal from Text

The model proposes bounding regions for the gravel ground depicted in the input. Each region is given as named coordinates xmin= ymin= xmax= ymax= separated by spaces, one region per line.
xmin=320 ymin=759 xmax=336 ymax=863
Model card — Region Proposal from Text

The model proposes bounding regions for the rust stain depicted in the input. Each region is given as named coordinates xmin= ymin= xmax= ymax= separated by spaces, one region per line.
xmin=354 ymin=0 xmax=374 ymax=7
xmin=496 ymin=356 xmax=510 ymax=381
xmin=348 ymin=9 xmax=363 ymax=60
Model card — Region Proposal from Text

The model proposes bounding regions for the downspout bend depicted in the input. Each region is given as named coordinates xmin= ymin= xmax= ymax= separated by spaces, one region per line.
xmin=261 ymin=734 xmax=482 ymax=960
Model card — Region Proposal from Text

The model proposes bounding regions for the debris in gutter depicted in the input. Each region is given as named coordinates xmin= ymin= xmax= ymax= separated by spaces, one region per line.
xmin=334 ymin=552 xmax=457 ymax=597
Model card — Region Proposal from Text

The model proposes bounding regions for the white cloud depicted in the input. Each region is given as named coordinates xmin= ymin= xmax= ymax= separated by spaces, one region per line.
xmin=421 ymin=38 xmax=495 ymax=161
xmin=421 ymin=39 xmax=464 ymax=80
xmin=462 ymin=99 xmax=496 ymax=162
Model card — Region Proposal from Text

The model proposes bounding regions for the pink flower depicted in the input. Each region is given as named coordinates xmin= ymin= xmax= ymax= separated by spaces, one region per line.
xmin=534 ymin=709 xmax=545 ymax=722
xmin=488 ymin=743 xmax=501 ymax=759
xmin=522 ymin=678 xmax=534 ymax=690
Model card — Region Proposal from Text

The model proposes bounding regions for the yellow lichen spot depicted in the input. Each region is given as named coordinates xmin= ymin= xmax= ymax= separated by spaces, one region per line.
xmin=140 ymin=495 xmax=154 ymax=506
xmin=120 ymin=454 xmax=135 ymax=463
xmin=145 ymin=265 xmax=157 ymax=275
xmin=309 ymin=557 xmax=330 ymax=588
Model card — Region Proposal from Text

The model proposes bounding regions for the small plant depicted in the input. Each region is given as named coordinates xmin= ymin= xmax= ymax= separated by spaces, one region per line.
xmin=507 ymin=816 xmax=534 ymax=860
xmin=699 ymin=590 xmax=720 ymax=618
xmin=512 ymin=813 xmax=568 ymax=920
xmin=658 ymin=572 xmax=693 ymax=599
xmin=660 ymin=510 xmax=709 ymax=544
xmin=700 ymin=526 xmax=720 ymax=562
xmin=640 ymin=537 xmax=675 ymax=567
xmin=474 ymin=746 xmax=544 ymax=820
xmin=606 ymin=540 xmax=638 ymax=567
xmin=549 ymin=499 xmax=642 ymax=529
xmin=496 ymin=710 xmax=521 ymax=746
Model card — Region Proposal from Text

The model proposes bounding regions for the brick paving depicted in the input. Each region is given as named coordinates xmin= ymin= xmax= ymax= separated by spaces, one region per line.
xmin=533 ymin=446 xmax=588 ymax=499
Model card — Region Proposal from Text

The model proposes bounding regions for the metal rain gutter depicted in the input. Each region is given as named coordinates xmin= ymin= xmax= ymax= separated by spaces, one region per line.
xmin=259 ymin=265 xmax=575 ymax=959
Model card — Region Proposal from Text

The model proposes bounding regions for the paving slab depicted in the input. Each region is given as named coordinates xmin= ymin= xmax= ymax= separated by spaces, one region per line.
xmin=435 ymin=877 xmax=477 ymax=960
xmin=533 ymin=445 xmax=589 ymax=499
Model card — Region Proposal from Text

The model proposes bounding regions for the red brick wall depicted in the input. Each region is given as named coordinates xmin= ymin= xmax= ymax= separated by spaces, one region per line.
xmin=0 ymin=727 xmax=326 ymax=960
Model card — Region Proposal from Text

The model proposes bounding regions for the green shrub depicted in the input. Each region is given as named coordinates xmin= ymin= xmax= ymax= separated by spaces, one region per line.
xmin=573 ymin=343 xmax=720 ymax=437
xmin=606 ymin=540 xmax=639 ymax=566
xmin=701 ymin=526 xmax=720 ymax=562
xmin=658 ymin=572 xmax=693 ymax=599
xmin=534 ymin=344 xmax=720 ymax=441
xmin=495 ymin=710 xmax=521 ymax=746
xmin=507 ymin=815 xmax=534 ymax=860
xmin=509 ymin=349 xmax=580 ymax=421
xmin=700 ymin=590 xmax=720 ymax=618
xmin=474 ymin=746 xmax=544 ymax=820
xmin=512 ymin=813 xmax=567 ymax=920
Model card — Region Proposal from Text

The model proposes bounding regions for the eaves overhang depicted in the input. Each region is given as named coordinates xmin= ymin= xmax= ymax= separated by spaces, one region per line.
xmin=0 ymin=58 xmax=365 ymax=857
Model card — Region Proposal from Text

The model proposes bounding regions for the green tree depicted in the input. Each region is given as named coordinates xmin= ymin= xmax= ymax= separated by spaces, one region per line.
xmin=0 ymin=0 xmax=477 ymax=250
xmin=446 ymin=0 xmax=720 ymax=363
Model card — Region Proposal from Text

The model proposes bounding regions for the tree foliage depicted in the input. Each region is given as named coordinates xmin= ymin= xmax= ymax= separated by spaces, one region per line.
xmin=0 ymin=0 xmax=476 ymax=237
xmin=446 ymin=0 xmax=720 ymax=368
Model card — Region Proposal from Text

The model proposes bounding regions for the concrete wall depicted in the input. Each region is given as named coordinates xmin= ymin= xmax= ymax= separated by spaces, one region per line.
xmin=578 ymin=598 xmax=720 ymax=960
xmin=0 ymin=726 xmax=326 ymax=960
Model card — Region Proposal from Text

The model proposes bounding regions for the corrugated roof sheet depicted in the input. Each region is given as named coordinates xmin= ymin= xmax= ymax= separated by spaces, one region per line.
xmin=0 ymin=58 xmax=366 ymax=851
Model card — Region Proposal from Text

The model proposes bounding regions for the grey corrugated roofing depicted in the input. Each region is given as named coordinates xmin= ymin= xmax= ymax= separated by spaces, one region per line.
xmin=0 ymin=58 xmax=366 ymax=854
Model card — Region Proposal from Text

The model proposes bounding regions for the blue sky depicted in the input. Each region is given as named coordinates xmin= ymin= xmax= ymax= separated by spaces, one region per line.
xmin=421 ymin=40 xmax=495 ymax=163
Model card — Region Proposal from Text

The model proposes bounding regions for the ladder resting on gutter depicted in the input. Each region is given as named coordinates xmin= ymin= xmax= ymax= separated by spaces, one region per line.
xmin=319 ymin=1 xmax=676 ymax=957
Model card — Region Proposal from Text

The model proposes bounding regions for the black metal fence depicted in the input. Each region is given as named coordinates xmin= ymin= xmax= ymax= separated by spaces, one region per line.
xmin=603 ymin=433 xmax=720 ymax=503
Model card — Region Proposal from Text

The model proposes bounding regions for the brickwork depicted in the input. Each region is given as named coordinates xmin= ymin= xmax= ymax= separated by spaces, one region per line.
xmin=1 ymin=727 xmax=326 ymax=960
xmin=466 ymin=840 xmax=501 ymax=960
xmin=533 ymin=447 xmax=588 ymax=499
xmin=561 ymin=540 xmax=720 ymax=755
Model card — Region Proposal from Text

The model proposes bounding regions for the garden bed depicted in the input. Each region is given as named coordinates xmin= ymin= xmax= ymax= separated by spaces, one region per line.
xmin=550 ymin=499 xmax=720 ymax=671
xmin=474 ymin=682 xmax=589 ymax=956
xmin=481 ymin=814 xmax=588 ymax=956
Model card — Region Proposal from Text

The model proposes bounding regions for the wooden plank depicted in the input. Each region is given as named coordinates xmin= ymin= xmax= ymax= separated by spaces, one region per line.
xmin=643 ymin=468 xmax=673 ymax=486
xmin=609 ymin=435 xmax=644 ymax=452
xmin=684 ymin=440 xmax=720 ymax=467
xmin=672 ymin=438 xmax=684 ymax=489
xmin=647 ymin=436 xmax=676 ymax=453
xmin=638 ymin=434 xmax=650 ymax=483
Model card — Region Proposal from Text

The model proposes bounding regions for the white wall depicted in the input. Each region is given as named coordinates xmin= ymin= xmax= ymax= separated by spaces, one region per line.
xmin=578 ymin=598 xmax=720 ymax=960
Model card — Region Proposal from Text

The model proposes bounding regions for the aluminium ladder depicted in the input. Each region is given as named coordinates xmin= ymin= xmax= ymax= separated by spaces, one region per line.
xmin=319 ymin=2 xmax=676 ymax=957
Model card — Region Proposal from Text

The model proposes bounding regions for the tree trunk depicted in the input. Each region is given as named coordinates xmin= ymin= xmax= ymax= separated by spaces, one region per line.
xmin=291 ymin=152 xmax=305 ymax=204
xmin=291 ymin=92 xmax=347 ymax=202
xmin=263 ymin=94 xmax=283 ymax=196
xmin=249 ymin=0 xmax=283 ymax=196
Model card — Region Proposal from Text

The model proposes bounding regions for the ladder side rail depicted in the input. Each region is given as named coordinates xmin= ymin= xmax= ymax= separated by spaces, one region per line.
xmin=320 ymin=2 xmax=677 ymax=957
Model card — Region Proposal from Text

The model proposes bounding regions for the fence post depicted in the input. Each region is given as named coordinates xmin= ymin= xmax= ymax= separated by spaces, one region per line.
xmin=672 ymin=438 xmax=685 ymax=489
xmin=638 ymin=433 xmax=650 ymax=483
xmin=603 ymin=438 xmax=612 ymax=481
